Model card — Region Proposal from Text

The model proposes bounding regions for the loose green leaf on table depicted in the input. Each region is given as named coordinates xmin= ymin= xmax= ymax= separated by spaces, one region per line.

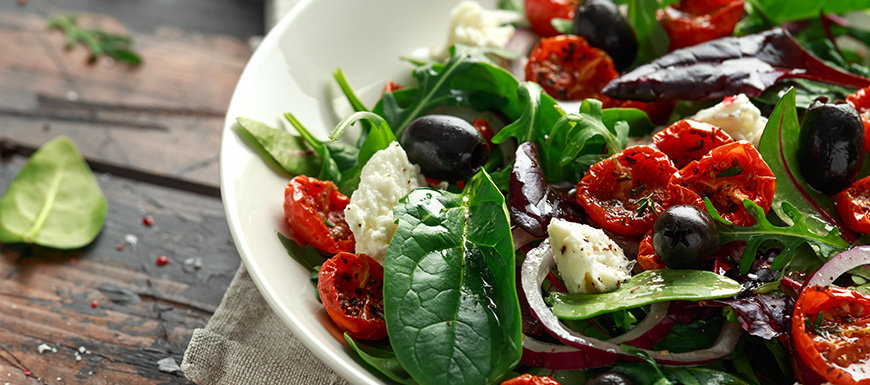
xmin=0 ymin=136 xmax=107 ymax=249
xmin=48 ymin=15 xmax=142 ymax=66
xmin=548 ymin=269 xmax=742 ymax=320
xmin=384 ymin=170 xmax=521 ymax=385
xmin=345 ymin=334 xmax=417 ymax=385
xmin=705 ymin=199 xmax=849 ymax=275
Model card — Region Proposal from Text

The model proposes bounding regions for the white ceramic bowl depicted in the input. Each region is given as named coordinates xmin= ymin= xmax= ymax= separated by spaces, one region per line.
xmin=220 ymin=1 xmax=492 ymax=383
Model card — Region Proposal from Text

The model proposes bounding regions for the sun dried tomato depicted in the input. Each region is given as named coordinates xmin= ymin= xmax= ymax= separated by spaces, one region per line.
xmin=283 ymin=176 xmax=354 ymax=254
xmin=847 ymin=86 xmax=870 ymax=153
xmin=524 ymin=0 xmax=578 ymax=37
xmin=837 ymin=176 xmax=870 ymax=234
xmin=653 ymin=119 xmax=734 ymax=168
xmin=318 ymin=252 xmax=386 ymax=340
xmin=657 ymin=0 xmax=745 ymax=50
xmin=526 ymin=35 xmax=618 ymax=101
xmin=501 ymin=374 xmax=562 ymax=385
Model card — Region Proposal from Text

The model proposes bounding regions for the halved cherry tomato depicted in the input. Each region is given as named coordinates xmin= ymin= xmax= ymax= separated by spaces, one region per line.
xmin=846 ymin=86 xmax=870 ymax=153
xmin=657 ymin=0 xmax=745 ymax=50
xmin=501 ymin=374 xmax=562 ymax=385
xmin=637 ymin=231 xmax=666 ymax=271
xmin=318 ymin=252 xmax=387 ymax=340
xmin=792 ymin=285 xmax=870 ymax=385
xmin=283 ymin=176 xmax=354 ymax=254
xmin=669 ymin=141 xmax=775 ymax=226
xmin=576 ymin=146 xmax=678 ymax=236
xmin=383 ymin=81 xmax=402 ymax=94
xmin=653 ymin=119 xmax=735 ymax=168
xmin=608 ymin=99 xmax=676 ymax=126
xmin=525 ymin=35 xmax=618 ymax=101
xmin=837 ymin=176 xmax=870 ymax=234
xmin=524 ymin=0 xmax=578 ymax=37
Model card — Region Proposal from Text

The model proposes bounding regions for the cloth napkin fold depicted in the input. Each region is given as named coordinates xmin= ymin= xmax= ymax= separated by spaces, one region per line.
xmin=181 ymin=265 xmax=351 ymax=385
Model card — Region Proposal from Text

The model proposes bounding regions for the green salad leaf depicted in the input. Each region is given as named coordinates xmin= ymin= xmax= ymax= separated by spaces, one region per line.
xmin=329 ymin=111 xmax=397 ymax=193
xmin=548 ymin=270 xmax=742 ymax=320
xmin=277 ymin=232 xmax=324 ymax=274
xmin=384 ymin=170 xmax=521 ymax=385
xmin=0 ymin=136 xmax=107 ymax=249
xmin=345 ymin=334 xmax=417 ymax=385
xmin=234 ymin=117 xmax=322 ymax=177
xmin=748 ymin=0 xmax=870 ymax=24
xmin=627 ymin=0 xmax=670 ymax=66
xmin=705 ymin=199 xmax=849 ymax=274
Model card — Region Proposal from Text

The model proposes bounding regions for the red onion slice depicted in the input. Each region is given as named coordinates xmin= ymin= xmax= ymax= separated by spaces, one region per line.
xmin=606 ymin=302 xmax=675 ymax=349
xmin=513 ymin=227 xmax=541 ymax=251
xmin=506 ymin=28 xmax=537 ymax=80
xmin=806 ymin=246 xmax=870 ymax=287
xmin=520 ymin=241 xmax=742 ymax=369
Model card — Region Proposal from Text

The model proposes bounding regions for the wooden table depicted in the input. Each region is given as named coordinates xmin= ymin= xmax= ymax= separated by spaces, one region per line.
xmin=0 ymin=1 xmax=262 ymax=383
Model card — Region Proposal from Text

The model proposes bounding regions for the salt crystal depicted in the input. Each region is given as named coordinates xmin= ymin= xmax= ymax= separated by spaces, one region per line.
xmin=37 ymin=344 xmax=53 ymax=354
xmin=78 ymin=346 xmax=86 ymax=354
xmin=124 ymin=234 xmax=138 ymax=245
xmin=156 ymin=357 xmax=180 ymax=373
xmin=66 ymin=91 xmax=78 ymax=101
xmin=74 ymin=352 xmax=82 ymax=361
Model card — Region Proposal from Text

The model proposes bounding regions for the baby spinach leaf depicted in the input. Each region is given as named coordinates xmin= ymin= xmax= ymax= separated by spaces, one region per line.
xmin=753 ymin=79 xmax=856 ymax=110
xmin=627 ymin=0 xmax=670 ymax=66
xmin=344 ymin=334 xmax=417 ymax=385
xmin=749 ymin=0 xmax=870 ymax=24
xmin=234 ymin=117 xmax=322 ymax=177
xmin=284 ymin=113 xmax=344 ymax=183
xmin=549 ymin=270 xmax=742 ymax=320
xmin=704 ymin=199 xmax=849 ymax=275
xmin=611 ymin=363 xmax=753 ymax=385
xmin=276 ymin=232 xmax=324 ymax=274
xmin=384 ymin=170 xmax=521 ymax=385
xmin=0 ymin=136 xmax=107 ymax=249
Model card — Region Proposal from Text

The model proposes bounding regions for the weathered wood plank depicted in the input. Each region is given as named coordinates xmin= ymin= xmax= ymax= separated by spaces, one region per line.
xmin=0 ymin=153 xmax=241 ymax=384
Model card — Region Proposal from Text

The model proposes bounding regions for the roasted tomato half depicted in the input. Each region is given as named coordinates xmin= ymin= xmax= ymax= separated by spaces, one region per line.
xmin=526 ymin=35 xmax=618 ymax=101
xmin=657 ymin=0 xmax=745 ymax=50
xmin=653 ymin=119 xmax=735 ymax=168
xmin=846 ymin=86 xmax=870 ymax=153
xmin=318 ymin=252 xmax=387 ymax=340
xmin=837 ymin=176 xmax=870 ymax=234
xmin=669 ymin=141 xmax=775 ymax=226
xmin=524 ymin=0 xmax=578 ymax=37
xmin=792 ymin=285 xmax=870 ymax=385
xmin=283 ymin=175 xmax=354 ymax=254
xmin=637 ymin=231 xmax=666 ymax=271
xmin=501 ymin=374 xmax=562 ymax=385
xmin=576 ymin=146 xmax=678 ymax=236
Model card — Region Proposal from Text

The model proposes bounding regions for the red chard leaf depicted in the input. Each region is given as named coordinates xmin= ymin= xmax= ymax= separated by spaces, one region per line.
xmin=603 ymin=28 xmax=870 ymax=101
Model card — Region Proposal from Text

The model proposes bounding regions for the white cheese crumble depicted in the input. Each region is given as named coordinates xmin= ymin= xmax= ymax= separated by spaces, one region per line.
xmin=692 ymin=94 xmax=768 ymax=146
xmin=432 ymin=1 xmax=522 ymax=59
xmin=345 ymin=142 xmax=426 ymax=264
xmin=548 ymin=219 xmax=632 ymax=294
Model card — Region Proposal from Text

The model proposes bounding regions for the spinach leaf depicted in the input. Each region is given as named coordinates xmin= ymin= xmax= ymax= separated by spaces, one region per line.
xmin=344 ymin=334 xmax=417 ymax=385
xmin=705 ymin=199 xmax=849 ymax=274
xmin=749 ymin=0 xmax=870 ymax=24
xmin=753 ymin=79 xmax=856 ymax=110
xmin=610 ymin=363 xmax=753 ymax=385
xmin=627 ymin=0 xmax=670 ymax=66
xmin=381 ymin=45 xmax=522 ymax=137
xmin=601 ymin=107 xmax=656 ymax=138
xmin=384 ymin=170 xmax=521 ymax=385
xmin=277 ymin=232 xmax=324 ymax=274
xmin=234 ymin=117 xmax=322 ymax=177
xmin=329 ymin=111 xmax=397 ymax=193
xmin=284 ymin=113 xmax=344 ymax=183
xmin=549 ymin=270 xmax=742 ymax=320
xmin=0 ymin=136 xmax=107 ymax=249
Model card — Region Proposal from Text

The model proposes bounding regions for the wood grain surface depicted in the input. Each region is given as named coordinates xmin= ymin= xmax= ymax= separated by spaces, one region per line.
xmin=0 ymin=1 xmax=260 ymax=383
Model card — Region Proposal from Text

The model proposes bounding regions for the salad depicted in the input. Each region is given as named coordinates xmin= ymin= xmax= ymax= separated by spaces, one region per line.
xmin=235 ymin=0 xmax=870 ymax=384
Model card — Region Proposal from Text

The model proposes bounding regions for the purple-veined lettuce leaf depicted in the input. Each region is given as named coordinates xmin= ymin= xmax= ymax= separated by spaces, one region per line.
xmin=713 ymin=295 xmax=794 ymax=340
xmin=602 ymin=28 xmax=870 ymax=101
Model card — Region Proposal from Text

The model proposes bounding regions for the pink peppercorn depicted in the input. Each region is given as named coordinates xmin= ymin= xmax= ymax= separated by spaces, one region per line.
xmin=156 ymin=256 xmax=170 ymax=266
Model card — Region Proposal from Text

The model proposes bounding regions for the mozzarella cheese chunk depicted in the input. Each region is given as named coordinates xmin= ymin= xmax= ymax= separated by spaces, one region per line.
xmin=432 ymin=1 xmax=522 ymax=58
xmin=692 ymin=94 xmax=768 ymax=146
xmin=548 ymin=219 xmax=632 ymax=294
xmin=345 ymin=142 xmax=426 ymax=264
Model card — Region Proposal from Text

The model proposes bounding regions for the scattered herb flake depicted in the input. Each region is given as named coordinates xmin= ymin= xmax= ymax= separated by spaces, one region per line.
xmin=48 ymin=15 xmax=142 ymax=66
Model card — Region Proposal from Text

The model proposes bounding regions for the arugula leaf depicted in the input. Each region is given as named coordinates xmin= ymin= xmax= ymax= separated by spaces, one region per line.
xmin=0 ymin=136 xmax=107 ymax=249
xmin=234 ymin=117 xmax=322 ymax=177
xmin=328 ymin=111 xmax=397 ymax=193
xmin=556 ymin=99 xmax=629 ymax=168
xmin=283 ymin=113 xmax=344 ymax=183
xmin=384 ymin=170 xmax=521 ymax=385
xmin=756 ymin=88 xmax=855 ymax=242
xmin=551 ymin=18 xmax=573 ymax=34
xmin=705 ymin=199 xmax=849 ymax=274
xmin=627 ymin=0 xmax=670 ymax=66
xmin=601 ymin=107 xmax=656 ymax=138
xmin=610 ymin=363 xmax=753 ymax=385
xmin=748 ymin=0 xmax=870 ymax=24
xmin=753 ymin=79 xmax=856 ymax=109
xmin=344 ymin=334 xmax=417 ymax=385
xmin=549 ymin=270 xmax=742 ymax=320
xmin=333 ymin=68 xmax=375 ymax=146
xmin=48 ymin=15 xmax=142 ymax=66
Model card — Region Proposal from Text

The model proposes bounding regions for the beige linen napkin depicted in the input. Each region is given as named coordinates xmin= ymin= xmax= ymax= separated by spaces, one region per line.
xmin=181 ymin=265 xmax=351 ymax=385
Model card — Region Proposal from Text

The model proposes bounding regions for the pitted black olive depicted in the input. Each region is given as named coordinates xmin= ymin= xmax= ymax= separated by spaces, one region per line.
xmin=653 ymin=205 xmax=719 ymax=269
xmin=798 ymin=97 xmax=864 ymax=193
xmin=586 ymin=372 xmax=634 ymax=385
xmin=572 ymin=0 xmax=638 ymax=71
xmin=400 ymin=114 xmax=490 ymax=182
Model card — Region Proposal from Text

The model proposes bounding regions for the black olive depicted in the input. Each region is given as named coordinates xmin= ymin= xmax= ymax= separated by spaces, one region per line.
xmin=572 ymin=0 xmax=638 ymax=71
xmin=586 ymin=372 xmax=634 ymax=385
xmin=798 ymin=97 xmax=864 ymax=193
xmin=401 ymin=114 xmax=490 ymax=182
xmin=652 ymin=205 xmax=719 ymax=269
